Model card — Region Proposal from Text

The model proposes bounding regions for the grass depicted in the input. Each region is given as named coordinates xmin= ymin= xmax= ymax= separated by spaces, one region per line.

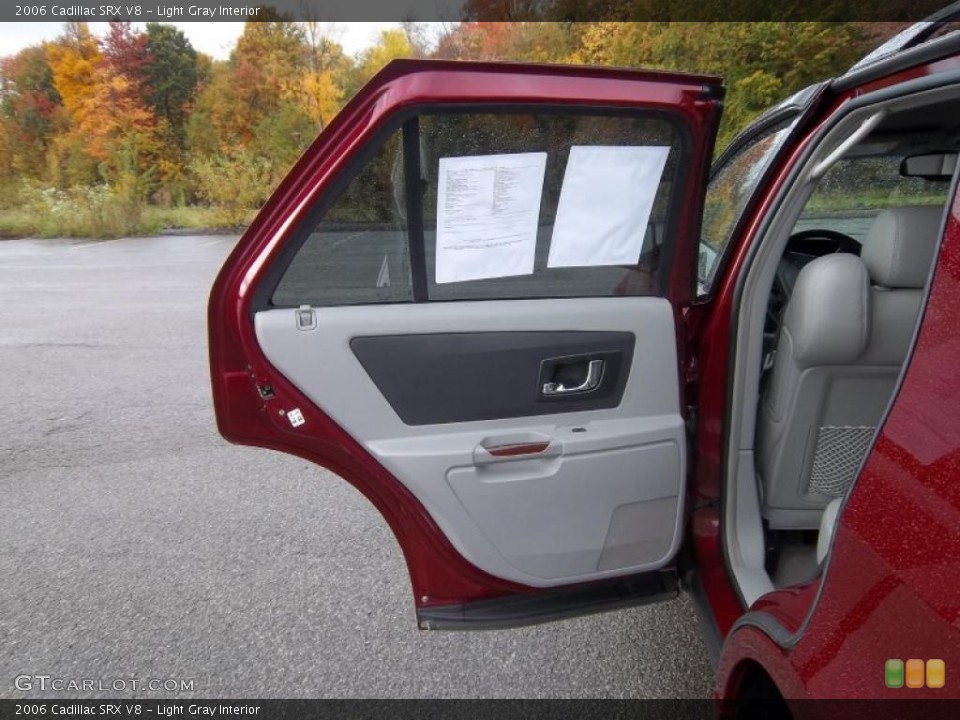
xmin=0 ymin=208 xmax=40 ymax=239
xmin=804 ymin=192 xmax=946 ymax=214
xmin=141 ymin=205 xmax=244 ymax=232
xmin=0 ymin=204 xmax=247 ymax=239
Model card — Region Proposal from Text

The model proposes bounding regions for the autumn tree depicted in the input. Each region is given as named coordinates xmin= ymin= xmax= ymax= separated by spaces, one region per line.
xmin=45 ymin=23 xmax=100 ymax=126
xmin=300 ymin=23 xmax=350 ymax=131
xmin=74 ymin=64 xmax=157 ymax=199
xmin=45 ymin=23 xmax=103 ymax=185
xmin=101 ymin=21 xmax=149 ymax=92
xmin=0 ymin=46 xmax=62 ymax=179
xmin=186 ymin=20 xmax=317 ymax=217
xmin=0 ymin=118 xmax=11 ymax=185
xmin=40 ymin=21 xmax=163 ymax=197
xmin=434 ymin=21 xmax=581 ymax=62
xmin=0 ymin=19 xmax=907 ymax=232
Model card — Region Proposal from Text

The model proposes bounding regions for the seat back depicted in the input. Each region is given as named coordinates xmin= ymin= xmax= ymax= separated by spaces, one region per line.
xmin=757 ymin=206 xmax=942 ymax=529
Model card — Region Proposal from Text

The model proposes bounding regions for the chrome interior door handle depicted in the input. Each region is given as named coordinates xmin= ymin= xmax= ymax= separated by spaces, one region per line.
xmin=542 ymin=359 xmax=604 ymax=395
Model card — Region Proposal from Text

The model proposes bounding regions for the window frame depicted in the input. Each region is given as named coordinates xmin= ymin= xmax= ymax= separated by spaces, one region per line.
xmin=254 ymin=102 xmax=695 ymax=311
xmin=697 ymin=110 xmax=803 ymax=297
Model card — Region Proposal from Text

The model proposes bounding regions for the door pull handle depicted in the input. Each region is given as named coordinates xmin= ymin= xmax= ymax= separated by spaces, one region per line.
xmin=473 ymin=438 xmax=562 ymax=465
xmin=542 ymin=359 xmax=604 ymax=396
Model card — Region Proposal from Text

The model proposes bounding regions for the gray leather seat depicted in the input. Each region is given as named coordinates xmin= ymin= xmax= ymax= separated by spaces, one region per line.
xmin=757 ymin=206 xmax=942 ymax=529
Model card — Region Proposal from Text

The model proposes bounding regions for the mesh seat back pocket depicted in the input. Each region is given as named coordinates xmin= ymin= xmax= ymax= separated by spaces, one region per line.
xmin=807 ymin=425 xmax=876 ymax=496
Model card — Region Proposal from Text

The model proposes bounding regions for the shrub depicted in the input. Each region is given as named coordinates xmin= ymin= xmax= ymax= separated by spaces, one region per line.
xmin=190 ymin=149 xmax=276 ymax=227
xmin=19 ymin=181 xmax=145 ymax=237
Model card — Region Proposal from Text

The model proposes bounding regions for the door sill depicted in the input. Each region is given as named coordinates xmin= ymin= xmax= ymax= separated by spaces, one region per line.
xmin=417 ymin=569 xmax=678 ymax=630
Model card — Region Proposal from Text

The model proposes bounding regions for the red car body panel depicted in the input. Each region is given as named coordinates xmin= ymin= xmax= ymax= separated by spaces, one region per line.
xmin=208 ymin=60 xmax=723 ymax=612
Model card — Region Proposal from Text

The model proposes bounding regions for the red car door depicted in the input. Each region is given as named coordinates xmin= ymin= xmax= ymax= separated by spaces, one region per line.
xmin=208 ymin=59 xmax=723 ymax=629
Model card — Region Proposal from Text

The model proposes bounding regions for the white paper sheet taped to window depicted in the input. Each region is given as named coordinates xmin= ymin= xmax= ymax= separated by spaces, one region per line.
xmin=548 ymin=145 xmax=671 ymax=268
xmin=435 ymin=152 xmax=547 ymax=284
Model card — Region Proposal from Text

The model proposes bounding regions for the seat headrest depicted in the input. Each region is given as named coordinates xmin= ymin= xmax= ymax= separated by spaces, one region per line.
xmin=784 ymin=253 xmax=870 ymax=366
xmin=862 ymin=206 xmax=943 ymax=288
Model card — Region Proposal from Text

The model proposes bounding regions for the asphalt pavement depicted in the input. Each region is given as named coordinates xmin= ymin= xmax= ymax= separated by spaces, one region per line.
xmin=0 ymin=235 xmax=713 ymax=699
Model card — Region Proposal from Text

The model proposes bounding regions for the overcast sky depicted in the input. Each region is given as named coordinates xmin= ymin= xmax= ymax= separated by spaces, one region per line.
xmin=0 ymin=21 xmax=406 ymax=60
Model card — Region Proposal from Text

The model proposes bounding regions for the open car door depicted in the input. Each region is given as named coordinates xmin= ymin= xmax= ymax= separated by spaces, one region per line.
xmin=209 ymin=60 xmax=723 ymax=629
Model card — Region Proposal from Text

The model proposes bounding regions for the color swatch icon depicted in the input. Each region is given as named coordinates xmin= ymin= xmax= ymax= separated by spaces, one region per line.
xmin=886 ymin=658 xmax=945 ymax=688
xmin=906 ymin=659 xmax=925 ymax=688
xmin=885 ymin=659 xmax=904 ymax=688
xmin=927 ymin=659 xmax=946 ymax=689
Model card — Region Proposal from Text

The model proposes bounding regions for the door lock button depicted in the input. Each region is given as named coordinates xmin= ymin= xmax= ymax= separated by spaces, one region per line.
xmin=296 ymin=305 xmax=316 ymax=331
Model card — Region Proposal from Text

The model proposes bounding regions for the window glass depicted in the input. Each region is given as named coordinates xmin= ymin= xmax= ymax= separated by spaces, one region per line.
xmin=795 ymin=155 xmax=950 ymax=243
xmin=419 ymin=113 xmax=679 ymax=300
xmin=272 ymin=130 xmax=412 ymax=307
xmin=273 ymin=110 xmax=684 ymax=307
xmin=700 ymin=118 xmax=796 ymax=294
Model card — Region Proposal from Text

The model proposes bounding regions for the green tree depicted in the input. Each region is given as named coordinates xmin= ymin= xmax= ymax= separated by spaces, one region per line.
xmin=144 ymin=23 xmax=198 ymax=144
xmin=573 ymin=22 xmax=869 ymax=148
xmin=350 ymin=28 xmax=414 ymax=94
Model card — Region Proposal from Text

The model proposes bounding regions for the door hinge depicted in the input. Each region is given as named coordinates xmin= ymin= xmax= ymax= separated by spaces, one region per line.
xmin=296 ymin=304 xmax=316 ymax=331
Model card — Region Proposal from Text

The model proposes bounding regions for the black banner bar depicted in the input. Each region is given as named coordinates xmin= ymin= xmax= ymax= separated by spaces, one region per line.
xmin=4 ymin=700 xmax=960 ymax=720
xmin=3 ymin=0 xmax=960 ymax=23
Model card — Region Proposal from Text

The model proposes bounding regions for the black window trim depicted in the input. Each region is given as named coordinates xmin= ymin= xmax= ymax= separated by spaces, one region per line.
xmin=402 ymin=116 xmax=428 ymax=303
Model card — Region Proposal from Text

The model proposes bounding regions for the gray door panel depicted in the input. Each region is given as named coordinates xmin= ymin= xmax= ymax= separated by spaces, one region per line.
xmin=254 ymin=297 xmax=686 ymax=588
xmin=350 ymin=331 xmax=635 ymax=425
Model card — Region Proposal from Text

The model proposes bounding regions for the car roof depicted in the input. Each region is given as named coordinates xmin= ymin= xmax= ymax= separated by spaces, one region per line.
xmin=845 ymin=2 xmax=960 ymax=74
